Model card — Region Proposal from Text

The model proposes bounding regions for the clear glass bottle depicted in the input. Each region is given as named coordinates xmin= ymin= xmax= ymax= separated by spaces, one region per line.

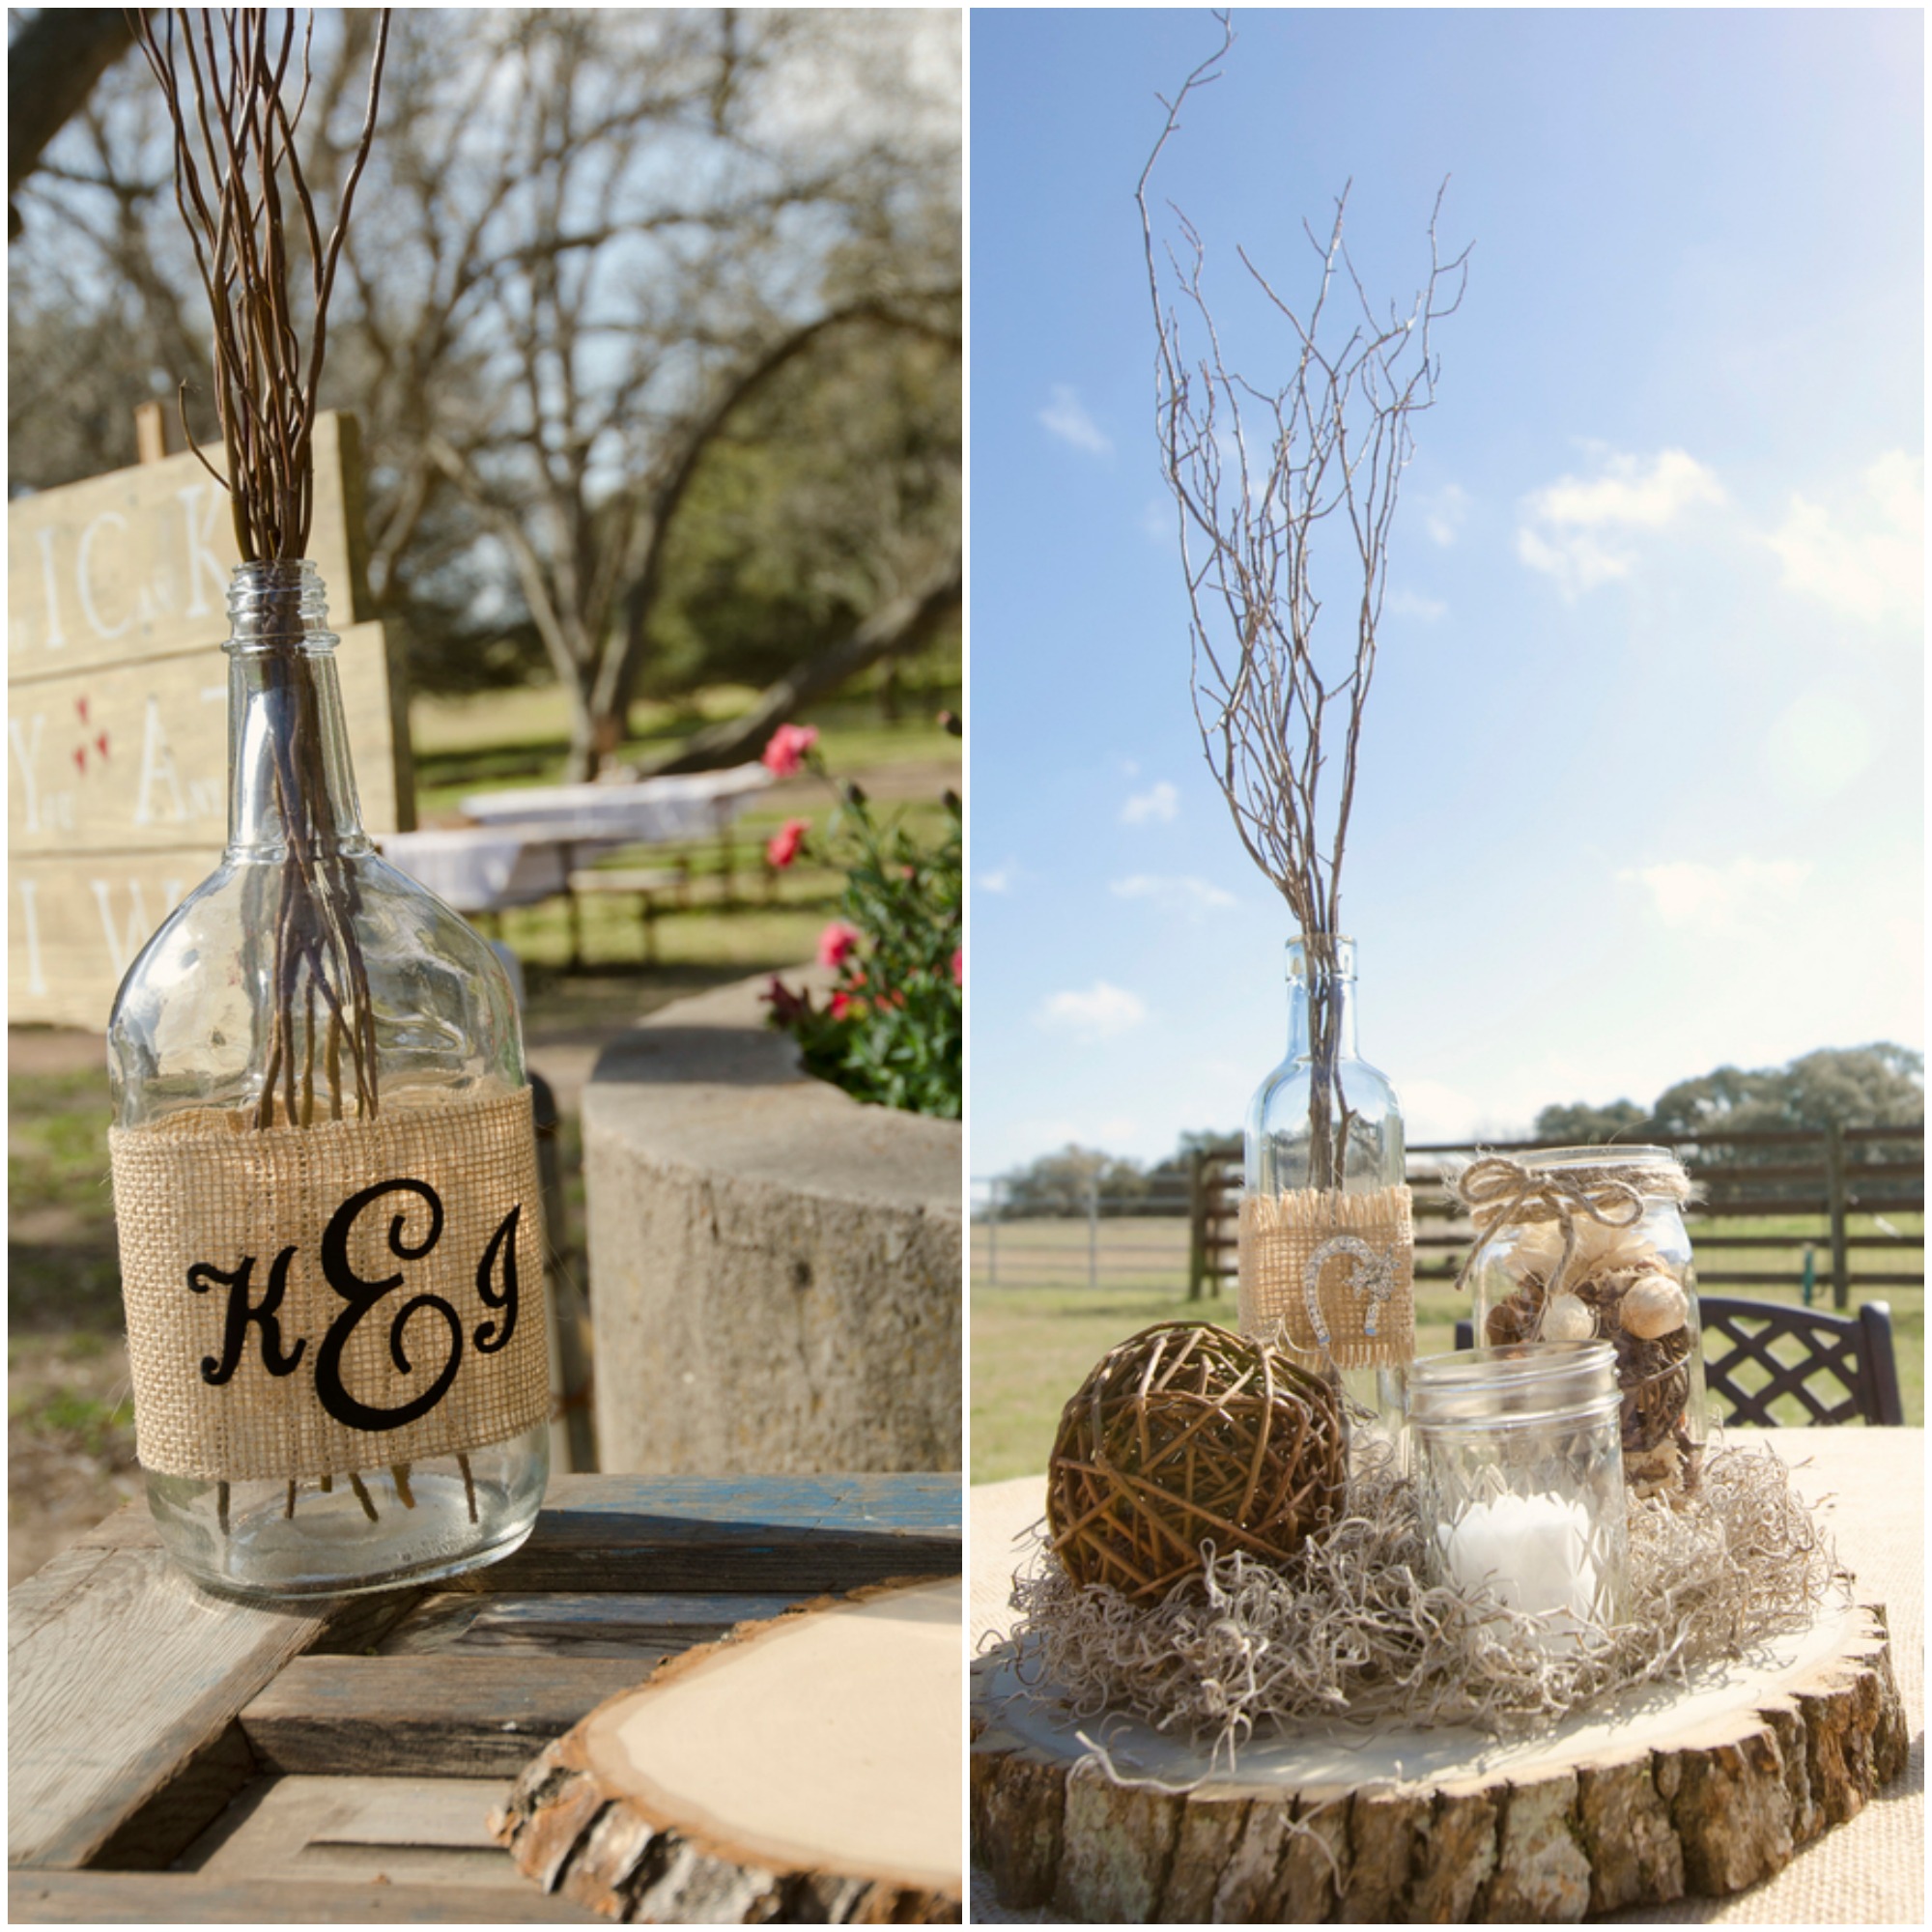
xmin=1465 ymin=1146 xmax=1706 ymax=1504
xmin=107 ymin=560 xmax=549 ymax=1596
xmin=1243 ymin=935 xmax=1408 ymax=1436
xmin=1409 ymin=1339 xmax=1631 ymax=1650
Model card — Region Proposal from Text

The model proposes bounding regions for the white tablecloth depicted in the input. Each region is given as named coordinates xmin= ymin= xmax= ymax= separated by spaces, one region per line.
xmin=377 ymin=828 xmax=599 ymax=913
xmin=971 ymin=1427 xmax=1924 ymax=1925
xmin=458 ymin=761 xmax=772 ymax=841
xmin=381 ymin=763 xmax=773 ymax=913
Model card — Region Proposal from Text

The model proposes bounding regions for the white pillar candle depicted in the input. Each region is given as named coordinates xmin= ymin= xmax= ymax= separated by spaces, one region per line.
xmin=1435 ymin=1492 xmax=1602 ymax=1650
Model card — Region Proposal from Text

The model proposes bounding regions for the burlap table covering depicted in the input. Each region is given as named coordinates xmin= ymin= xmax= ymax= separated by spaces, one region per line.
xmin=110 ymin=1086 xmax=551 ymax=1482
xmin=970 ymin=1426 xmax=1925 ymax=1925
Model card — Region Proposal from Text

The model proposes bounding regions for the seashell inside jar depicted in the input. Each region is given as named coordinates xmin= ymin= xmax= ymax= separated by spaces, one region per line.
xmin=1460 ymin=1147 xmax=1708 ymax=1504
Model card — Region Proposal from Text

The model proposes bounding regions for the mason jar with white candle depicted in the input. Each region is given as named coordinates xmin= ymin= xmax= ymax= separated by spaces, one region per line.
xmin=1408 ymin=1340 xmax=1630 ymax=1650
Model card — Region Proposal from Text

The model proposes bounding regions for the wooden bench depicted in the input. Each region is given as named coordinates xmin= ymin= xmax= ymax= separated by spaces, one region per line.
xmin=9 ymin=1474 xmax=960 ymax=1923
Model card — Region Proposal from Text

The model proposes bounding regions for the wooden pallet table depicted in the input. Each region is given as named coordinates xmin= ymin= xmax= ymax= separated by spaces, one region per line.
xmin=10 ymin=1473 xmax=960 ymax=1924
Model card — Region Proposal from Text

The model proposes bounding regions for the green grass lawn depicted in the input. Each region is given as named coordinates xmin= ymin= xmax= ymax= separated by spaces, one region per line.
xmin=409 ymin=681 xmax=961 ymax=819
xmin=969 ymin=1216 xmax=1924 ymax=1482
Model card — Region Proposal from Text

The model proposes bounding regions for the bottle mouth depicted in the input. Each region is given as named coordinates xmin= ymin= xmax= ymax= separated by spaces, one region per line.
xmin=226 ymin=559 xmax=332 ymax=641
xmin=1288 ymin=934 xmax=1356 ymax=981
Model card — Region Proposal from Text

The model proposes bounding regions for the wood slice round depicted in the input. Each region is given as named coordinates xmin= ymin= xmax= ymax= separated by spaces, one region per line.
xmin=494 ymin=1576 xmax=963 ymax=1923
xmin=971 ymin=1598 xmax=1908 ymax=1923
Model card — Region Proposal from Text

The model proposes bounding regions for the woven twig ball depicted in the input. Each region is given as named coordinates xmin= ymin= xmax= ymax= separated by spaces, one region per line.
xmin=1046 ymin=1321 xmax=1347 ymax=1603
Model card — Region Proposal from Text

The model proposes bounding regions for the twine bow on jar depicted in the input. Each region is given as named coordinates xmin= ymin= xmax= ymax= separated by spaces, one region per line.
xmin=1451 ymin=1152 xmax=1690 ymax=1304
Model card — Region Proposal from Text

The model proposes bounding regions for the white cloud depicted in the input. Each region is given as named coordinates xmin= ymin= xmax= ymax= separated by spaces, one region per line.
xmin=1039 ymin=384 xmax=1112 ymax=456
xmin=1616 ymin=856 xmax=1812 ymax=935
xmin=978 ymin=864 xmax=1016 ymax=895
xmin=1517 ymin=448 xmax=1726 ymax=598
xmin=1422 ymin=483 xmax=1470 ymax=547
xmin=1035 ymin=981 xmax=1149 ymax=1041
xmin=1385 ymin=587 xmax=1447 ymax=623
xmin=1121 ymin=781 xmax=1179 ymax=825
xmin=1762 ymin=452 xmax=1922 ymax=625
xmin=1110 ymin=874 xmax=1238 ymax=916
xmin=1759 ymin=692 xmax=1877 ymax=805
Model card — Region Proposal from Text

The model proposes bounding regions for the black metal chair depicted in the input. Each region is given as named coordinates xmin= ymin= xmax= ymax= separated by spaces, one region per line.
xmin=1453 ymin=1300 xmax=1903 ymax=1427
xmin=1698 ymin=1296 xmax=1903 ymax=1428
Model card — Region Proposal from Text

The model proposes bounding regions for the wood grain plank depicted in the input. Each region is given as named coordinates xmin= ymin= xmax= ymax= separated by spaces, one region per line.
xmin=9 ymin=1871 xmax=598 ymax=1923
xmin=241 ymin=1656 xmax=645 ymax=1777
xmin=8 ymin=1547 xmax=337 ymax=1870
xmin=186 ymin=1774 xmax=517 ymax=1888
xmin=87 ymin=1721 xmax=257 ymax=1872
xmin=381 ymin=1589 xmax=808 ymax=1657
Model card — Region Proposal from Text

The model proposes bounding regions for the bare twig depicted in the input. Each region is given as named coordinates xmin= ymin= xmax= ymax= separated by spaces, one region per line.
xmin=1138 ymin=14 xmax=1467 ymax=1182
xmin=132 ymin=9 xmax=390 ymax=1135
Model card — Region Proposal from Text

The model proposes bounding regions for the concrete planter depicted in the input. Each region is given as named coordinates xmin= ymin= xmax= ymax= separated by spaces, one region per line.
xmin=583 ymin=966 xmax=961 ymax=1473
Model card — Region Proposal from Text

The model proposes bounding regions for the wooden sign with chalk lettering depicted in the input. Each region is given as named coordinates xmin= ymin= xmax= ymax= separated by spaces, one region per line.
xmin=7 ymin=413 xmax=413 ymax=1030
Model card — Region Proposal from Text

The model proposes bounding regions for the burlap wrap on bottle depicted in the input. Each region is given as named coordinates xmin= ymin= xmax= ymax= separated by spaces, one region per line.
xmin=1237 ymin=1184 xmax=1415 ymax=1370
xmin=109 ymin=1088 xmax=549 ymax=1483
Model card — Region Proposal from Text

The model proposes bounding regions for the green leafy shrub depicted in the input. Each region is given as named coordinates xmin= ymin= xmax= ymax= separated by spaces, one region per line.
xmin=761 ymin=723 xmax=961 ymax=1121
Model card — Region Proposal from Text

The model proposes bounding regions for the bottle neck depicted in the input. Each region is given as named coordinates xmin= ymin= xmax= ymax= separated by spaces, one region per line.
xmin=1286 ymin=935 xmax=1360 ymax=1061
xmin=224 ymin=562 xmax=367 ymax=857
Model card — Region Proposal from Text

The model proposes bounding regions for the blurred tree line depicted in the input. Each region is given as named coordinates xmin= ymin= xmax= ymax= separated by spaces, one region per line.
xmin=1532 ymin=1043 xmax=1923 ymax=1178
xmin=990 ymin=1045 xmax=1924 ymax=1212
xmin=989 ymin=1132 xmax=1225 ymax=1219
xmin=8 ymin=7 xmax=960 ymax=778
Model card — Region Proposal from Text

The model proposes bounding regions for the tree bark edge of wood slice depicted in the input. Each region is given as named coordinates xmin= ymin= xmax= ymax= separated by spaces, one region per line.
xmin=970 ymin=1600 xmax=1909 ymax=1923
xmin=493 ymin=1574 xmax=963 ymax=1923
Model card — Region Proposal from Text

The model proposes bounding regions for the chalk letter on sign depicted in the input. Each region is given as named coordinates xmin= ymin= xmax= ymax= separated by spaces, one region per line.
xmin=180 ymin=483 xmax=231 ymax=619
xmin=133 ymin=696 xmax=188 ymax=826
xmin=91 ymin=879 xmax=156 ymax=980
xmin=9 ymin=713 xmax=45 ymax=832
xmin=35 ymin=526 xmax=69 ymax=653
xmin=77 ymin=513 xmax=133 ymax=640
xmin=15 ymin=879 xmax=48 ymax=996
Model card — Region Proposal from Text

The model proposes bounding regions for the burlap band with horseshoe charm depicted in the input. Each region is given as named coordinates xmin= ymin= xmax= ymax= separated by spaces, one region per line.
xmin=109 ymin=1087 xmax=550 ymax=1482
xmin=1237 ymin=1184 xmax=1416 ymax=1371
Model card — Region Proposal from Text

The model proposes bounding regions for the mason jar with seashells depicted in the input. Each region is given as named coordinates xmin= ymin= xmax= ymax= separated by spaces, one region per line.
xmin=1458 ymin=1147 xmax=1707 ymax=1504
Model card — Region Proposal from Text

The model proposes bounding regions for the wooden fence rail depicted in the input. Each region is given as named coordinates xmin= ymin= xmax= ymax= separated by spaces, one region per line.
xmin=1189 ymin=1124 xmax=1925 ymax=1310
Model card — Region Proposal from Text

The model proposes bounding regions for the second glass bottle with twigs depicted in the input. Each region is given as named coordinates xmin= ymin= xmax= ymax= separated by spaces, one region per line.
xmin=1241 ymin=933 xmax=1410 ymax=1449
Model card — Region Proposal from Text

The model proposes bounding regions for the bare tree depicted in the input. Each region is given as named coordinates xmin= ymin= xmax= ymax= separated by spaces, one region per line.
xmin=6 ymin=7 xmax=144 ymax=235
xmin=10 ymin=8 xmax=961 ymax=777
xmin=1138 ymin=15 xmax=1466 ymax=1182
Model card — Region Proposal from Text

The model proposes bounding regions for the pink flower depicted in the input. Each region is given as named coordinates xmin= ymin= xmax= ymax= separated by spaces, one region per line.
xmin=765 ymin=817 xmax=809 ymax=869
xmin=951 ymin=947 xmax=963 ymax=986
xmin=817 ymin=921 xmax=861 ymax=969
xmin=761 ymin=723 xmax=820 ymax=779
xmin=829 ymin=989 xmax=863 ymax=1020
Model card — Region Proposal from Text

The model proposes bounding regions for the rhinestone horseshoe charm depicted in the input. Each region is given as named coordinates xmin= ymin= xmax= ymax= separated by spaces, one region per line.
xmin=1302 ymin=1234 xmax=1399 ymax=1352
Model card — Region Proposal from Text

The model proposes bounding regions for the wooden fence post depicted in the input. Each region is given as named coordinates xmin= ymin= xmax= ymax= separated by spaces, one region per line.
xmin=1825 ymin=1121 xmax=1852 ymax=1310
xmin=133 ymin=400 xmax=167 ymax=465
xmin=1187 ymin=1150 xmax=1207 ymax=1301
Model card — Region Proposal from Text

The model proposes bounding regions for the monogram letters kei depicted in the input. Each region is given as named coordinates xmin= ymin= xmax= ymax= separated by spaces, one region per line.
xmin=111 ymin=1089 xmax=551 ymax=1482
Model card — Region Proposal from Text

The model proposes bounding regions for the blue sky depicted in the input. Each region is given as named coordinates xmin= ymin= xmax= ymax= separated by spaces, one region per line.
xmin=967 ymin=7 xmax=1923 ymax=1180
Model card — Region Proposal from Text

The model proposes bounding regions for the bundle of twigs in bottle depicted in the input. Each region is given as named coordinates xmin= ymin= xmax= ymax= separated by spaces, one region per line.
xmin=1136 ymin=14 xmax=1466 ymax=1187
xmin=131 ymin=8 xmax=390 ymax=1130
